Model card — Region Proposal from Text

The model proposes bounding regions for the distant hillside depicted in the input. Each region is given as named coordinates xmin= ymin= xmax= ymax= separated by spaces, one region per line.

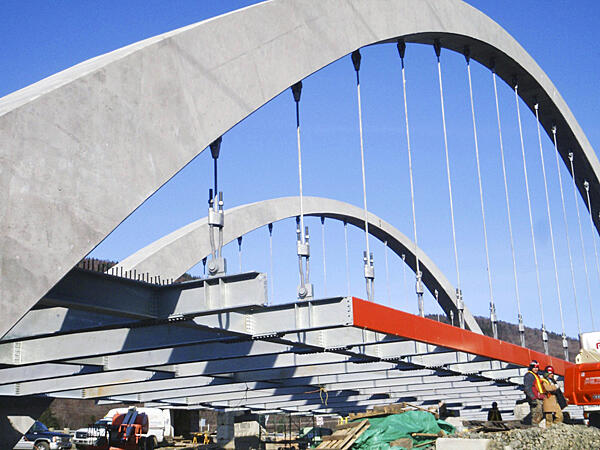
xmin=426 ymin=314 xmax=579 ymax=362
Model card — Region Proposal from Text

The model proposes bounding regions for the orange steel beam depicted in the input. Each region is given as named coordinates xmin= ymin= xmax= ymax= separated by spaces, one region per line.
xmin=352 ymin=297 xmax=573 ymax=376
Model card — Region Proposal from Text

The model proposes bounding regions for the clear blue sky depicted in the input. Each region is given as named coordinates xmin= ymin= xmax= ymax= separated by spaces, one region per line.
xmin=2 ymin=1 xmax=599 ymax=340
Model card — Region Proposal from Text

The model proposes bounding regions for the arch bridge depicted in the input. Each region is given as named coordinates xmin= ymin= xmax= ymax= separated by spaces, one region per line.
xmin=1 ymin=0 xmax=598 ymax=446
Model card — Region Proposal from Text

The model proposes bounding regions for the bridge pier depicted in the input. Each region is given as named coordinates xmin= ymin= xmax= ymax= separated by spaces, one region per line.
xmin=0 ymin=395 xmax=53 ymax=449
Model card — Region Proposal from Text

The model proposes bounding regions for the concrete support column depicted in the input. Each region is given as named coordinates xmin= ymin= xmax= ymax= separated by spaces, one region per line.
xmin=0 ymin=396 xmax=53 ymax=449
xmin=217 ymin=411 xmax=237 ymax=449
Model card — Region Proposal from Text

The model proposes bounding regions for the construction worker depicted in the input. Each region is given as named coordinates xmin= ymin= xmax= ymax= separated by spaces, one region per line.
xmin=487 ymin=402 xmax=503 ymax=421
xmin=541 ymin=365 xmax=563 ymax=426
xmin=523 ymin=360 xmax=545 ymax=425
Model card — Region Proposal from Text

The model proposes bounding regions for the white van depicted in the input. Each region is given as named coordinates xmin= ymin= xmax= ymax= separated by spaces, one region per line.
xmin=74 ymin=407 xmax=173 ymax=449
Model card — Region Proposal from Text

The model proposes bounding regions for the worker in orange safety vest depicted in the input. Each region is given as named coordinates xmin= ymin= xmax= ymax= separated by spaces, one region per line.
xmin=523 ymin=360 xmax=545 ymax=425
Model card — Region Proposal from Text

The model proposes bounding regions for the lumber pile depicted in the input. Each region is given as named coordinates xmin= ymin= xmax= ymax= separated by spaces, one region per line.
xmin=316 ymin=420 xmax=370 ymax=449
xmin=347 ymin=402 xmax=439 ymax=420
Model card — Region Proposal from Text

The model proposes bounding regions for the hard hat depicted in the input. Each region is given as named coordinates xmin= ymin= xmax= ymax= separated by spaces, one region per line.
xmin=545 ymin=365 xmax=554 ymax=374
xmin=529 ymin=360 xmax=539 ymax=369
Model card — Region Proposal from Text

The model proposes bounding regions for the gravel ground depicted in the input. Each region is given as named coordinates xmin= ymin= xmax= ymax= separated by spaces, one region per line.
xmin=446 ymin=423 xmax=600 ymax=449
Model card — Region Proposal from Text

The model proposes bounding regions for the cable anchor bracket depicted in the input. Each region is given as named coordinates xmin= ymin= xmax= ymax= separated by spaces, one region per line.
xmin=542 ymin=325 xmax=549 ymax=355
xmin=363 ymin=251 xmax=375 ymax=301
xmin=456 ymin=288 xmax=465 ymax=329
xmin=296 ymin=217 xmax=313 ymax=300
xmin=207 ymin=188 xmax=226 ymax=276
xmin=416 ymin=271 xmax=424 ymax=317
xmin=490 ymin=302 xmax=498 ymax=338
xmin=518 ymin=314 xmax=525 ymax=347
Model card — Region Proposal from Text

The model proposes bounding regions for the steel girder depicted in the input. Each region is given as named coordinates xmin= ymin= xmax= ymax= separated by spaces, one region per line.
xmin=154 ymin=378 xmax=517 ymax=407
xmin=3 ymin=270 xmax=268 ymax=341
xmin=0 ymin=271 xmax=569 ymax=419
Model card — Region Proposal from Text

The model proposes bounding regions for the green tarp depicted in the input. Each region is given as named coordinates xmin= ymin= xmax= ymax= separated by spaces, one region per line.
xmin=351 ymin=410 xmax=455 ymax=449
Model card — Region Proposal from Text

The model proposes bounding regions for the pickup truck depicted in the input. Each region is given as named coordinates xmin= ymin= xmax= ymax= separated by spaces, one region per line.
xmin=72 ymin=407 xmax=173 ymax=449
xmin=72 ymin=418 xmax=112 ymax=449
xmin=12 ymin=421 xmax=72 ymax=450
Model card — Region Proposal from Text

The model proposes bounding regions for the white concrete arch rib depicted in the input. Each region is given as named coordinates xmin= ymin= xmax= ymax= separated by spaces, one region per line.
xmin=115 ymin=196 xmax=482 ymax=333
xmin=1 ymin=0 xmax=597 ymax=338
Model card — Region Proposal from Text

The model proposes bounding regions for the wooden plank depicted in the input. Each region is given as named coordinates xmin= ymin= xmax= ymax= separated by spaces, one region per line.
xmin=317 ymin=420 xmax=370 ymax=449
xmin=346 ymin=401 xmax=440 ymax=421
xmin=410 ymin=432 xmax=445 ymax=438
xmin=335 ymin=421 xmax=366 ymax=430
xmin=339 ymin=421 xmax=370 ymax=450
xmin=321 ymin=430 xmax=349 ymax=441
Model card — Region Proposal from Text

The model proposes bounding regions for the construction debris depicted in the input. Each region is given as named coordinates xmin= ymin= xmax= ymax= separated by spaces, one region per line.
xmin=347 ymin=402 xmax=440 ymax=420
xmin=317 ymin=404 xmax=454 ymax=449
xmin=317 ymin=420 xmax=370 ymax=449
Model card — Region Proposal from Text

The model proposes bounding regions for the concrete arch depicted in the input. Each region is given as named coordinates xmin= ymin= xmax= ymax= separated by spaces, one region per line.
xmin=1 ymin=0 xmax=597 ymax=338
xmin=115 ymin=196 xmax=482 ymax=333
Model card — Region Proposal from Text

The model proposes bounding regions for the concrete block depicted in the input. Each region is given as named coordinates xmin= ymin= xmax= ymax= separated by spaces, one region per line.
xmin=217 ymin=411 xmax=236 ymax=449
xmin=513 ymin=403 xmax=530 ymax=421
xmin=444 ymin=416 xmax=465 ymax=432
xmin=436 ymin=437 xmax=492 ymax=449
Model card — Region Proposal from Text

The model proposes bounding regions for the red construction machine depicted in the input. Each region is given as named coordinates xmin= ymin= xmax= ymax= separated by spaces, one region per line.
xmin=86 ymin=407 xmax=156 ymax=450
xmin=563 ymin=332 xmax=600 ymax=426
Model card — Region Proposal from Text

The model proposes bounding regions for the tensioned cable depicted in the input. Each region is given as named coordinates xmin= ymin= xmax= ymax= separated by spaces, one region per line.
xmin=398 ymin=40 xmax=424 ymax=316
xmin=552 ymin=129 xmax=581 ymax=335
xmin=321 ymin=217 xmax=328 ymax=297
xmin=465 ymin=50 xmax=496 ymax=337
xmin=402 ymin=254 xmax=407 ymax=308
xmin=584 ymin=180 xmax=600 ymax=327
xmin=293 ymin=82 xmax=306 ymax=245
xmin=514 ymin=82 xmax=547 ymax=353
xmin=435 ymin=42 xmax=462 ymax=299
xmin=384 ymin=240 xmax=391 ymax=306
xmin=569 ymin=153 xmax=596 ymax=329
xmin=268 ymin=223 xmax=274 ymax=303
xmin=492 ymin=66 xmax=524 ymax=345
xmin=344 ymin=221 xmax=351 ymax=296
xmin=351 ymin=51 xmax=372 ymax=272
xmin=534 ymin=103 xmax=567 ymax=358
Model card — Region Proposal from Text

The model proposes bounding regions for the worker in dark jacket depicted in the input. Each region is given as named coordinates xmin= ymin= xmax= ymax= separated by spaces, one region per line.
xmin=523 ymin=360 xmax=545 ymax=424
xmin=487 ymin=402 xmax=502 ymax=421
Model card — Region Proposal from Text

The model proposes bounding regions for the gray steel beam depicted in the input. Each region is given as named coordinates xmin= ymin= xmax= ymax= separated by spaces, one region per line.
xmin=134 ymin=372 xmax=468 ymax=404
xmin=0 ymin=324 xmax=241 ymax=365
xmin=261 ymin=382 xmax=519 ymax=407
xmin=0 ymin=297 xmax=352 ymax=365
xmin=162 ymin=377 xmax=506 ymax=406
xmin=0 ymin=369 xmax=173 ymax=397
xmin=4 ymin=270 xmax=267 ymax=341
xmin=283 ymin=388 xmax=523 ymax=414
xmin=79 ymin=379 xmax=304 ymax=401
xmin=1 ymin=335 xmax=521 ymax=398
xmin=0 ymin=363 xmax=100 ymax=385
xmin=73 ymin=368 xmax=437 ymax=402
xmin=82 ymin=358 xmax=512 ymax=400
